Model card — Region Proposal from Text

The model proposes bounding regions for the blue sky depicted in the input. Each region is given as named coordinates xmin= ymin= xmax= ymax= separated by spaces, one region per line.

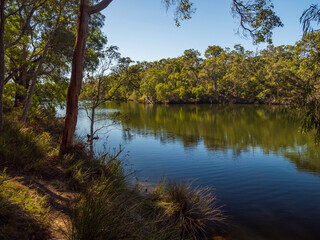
xmin=102 ymin=0 xmax=317 ymax=62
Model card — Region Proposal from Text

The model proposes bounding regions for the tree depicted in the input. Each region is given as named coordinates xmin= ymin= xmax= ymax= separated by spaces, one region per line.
xmin=0 ymin=0 xmax=49 ymax=131
xmin=81 ymin=45 xmax=120 ymax=156
xmin=21 ymin=0 xmax=68 ymax=122
xmin=203 ymin=45 xmax=224 ymax=96
xmin=59 ymin=0 xmax=113 ymax=154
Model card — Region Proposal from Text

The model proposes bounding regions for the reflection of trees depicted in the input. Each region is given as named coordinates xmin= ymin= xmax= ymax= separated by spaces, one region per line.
xmin=103 ymin=102 xmax=320 ymax=175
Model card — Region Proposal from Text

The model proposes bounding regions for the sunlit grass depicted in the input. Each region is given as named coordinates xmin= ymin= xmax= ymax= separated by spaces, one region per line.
xmin=0 ymin=170 xmax=50 ymax=239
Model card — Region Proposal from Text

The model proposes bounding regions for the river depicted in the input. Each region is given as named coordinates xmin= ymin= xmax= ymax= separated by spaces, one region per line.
xmin=69 ymin=102 xmax=320 ymax=240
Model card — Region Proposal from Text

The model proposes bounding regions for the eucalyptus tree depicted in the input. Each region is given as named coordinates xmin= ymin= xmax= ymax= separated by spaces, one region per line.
xmin=4 ymin=0 xmax=67 ymax=105
xmin=59 ymin=0 xmax=115 ymax=154
xmin=202 ymin=45 xmax=225 ymax=97
xmin=1 ymin=0 xmax=108 ymax=121
xmin=20 ymin=0 xmax=108 ymax=122
xmin=180 ymin=49 xmax=202 ymax=88
xmin=0 ymin=0 xmax=50 ymax=131
xmin=222 ymin=44 xmax=247 ymax=99
xmin=261 ymin=45 xmax=294 ymax=102
xmin=140 ymin=62 xmax=166 ymax=102
xmin=21 ymin=0 xmax=70 ymax=122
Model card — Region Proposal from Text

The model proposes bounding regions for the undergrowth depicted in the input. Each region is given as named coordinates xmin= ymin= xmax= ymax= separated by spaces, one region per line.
xmin=0 ymin=110 xmax=225 ymax=240
xmin=0 ymin=111 xmax=62 ymax=172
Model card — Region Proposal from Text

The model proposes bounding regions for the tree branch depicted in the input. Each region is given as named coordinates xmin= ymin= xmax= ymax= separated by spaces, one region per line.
xmin=5 ymin=0 xmax=48 ymax=50
xmin=89 ymin=0 xmax=113 ymax=15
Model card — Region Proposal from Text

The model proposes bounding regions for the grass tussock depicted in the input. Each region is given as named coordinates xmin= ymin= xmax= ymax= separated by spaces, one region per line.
xmin=0 ymin=170 xmax=50 ymax=240
xmin=153 ymin=180 xmax=225 ymax=239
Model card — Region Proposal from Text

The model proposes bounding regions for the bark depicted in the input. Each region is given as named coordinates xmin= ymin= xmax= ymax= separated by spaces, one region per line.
xmin=14 ymin=44 xmax=28 ymax=107
xmin=60 ymin=0 xmax=91 ymax=154
xmin=21 ymin=46 xmax=48 ymax=122
xmin=0 ymin=0 xmax=5 ymax=132
xmin=60 ymin=0 xmax=113 ymax=154
xmin=89 ymin=105 xmax=95 ymax=156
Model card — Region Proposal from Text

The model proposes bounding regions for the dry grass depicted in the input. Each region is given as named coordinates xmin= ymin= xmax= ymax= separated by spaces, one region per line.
xmin=153 ymin=180 xmax=225 ymax=239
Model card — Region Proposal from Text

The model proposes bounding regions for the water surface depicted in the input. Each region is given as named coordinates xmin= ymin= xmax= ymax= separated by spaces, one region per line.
xmin=73 ymin=102 xmax=320 ymax=240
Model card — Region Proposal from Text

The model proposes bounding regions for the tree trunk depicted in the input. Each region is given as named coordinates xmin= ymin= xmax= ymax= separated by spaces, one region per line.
xmin=60 ymin=0 xmax=90 ymax=154
xmin=14 ymin=44 xmax=28 ymax=107
xmin=0 ymin=0 xmax=5 ymax=132
xmin=21 ymin=13 xmax=60 ymax=123
xmin=214 ymin=73 xmax=218 ymax=95
xmin=89 ymin=105 xmax=95 ymax=156
xmin=21 ymin=51 xmax=47 ymax=122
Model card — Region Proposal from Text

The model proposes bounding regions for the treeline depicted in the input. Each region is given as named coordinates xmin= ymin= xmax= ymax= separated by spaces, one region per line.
xmin=81 ymin=32 xmax=320 ymax=105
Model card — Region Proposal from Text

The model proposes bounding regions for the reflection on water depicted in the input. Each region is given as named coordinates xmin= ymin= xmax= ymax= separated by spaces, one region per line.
xmin=75 ymin=102 xmax=320 ymax=240
xmin=98 ymin=102 xmax=320 ymax=175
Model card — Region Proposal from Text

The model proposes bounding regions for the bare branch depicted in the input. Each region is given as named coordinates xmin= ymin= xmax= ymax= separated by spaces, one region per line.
xmin=89 ymin=0 xmax=113 ymax=15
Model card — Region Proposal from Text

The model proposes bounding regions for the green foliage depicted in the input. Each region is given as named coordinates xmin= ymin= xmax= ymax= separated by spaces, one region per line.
xmin=3 ymin=83 xmax=26 ymax=108
xmin=192 ymin=86 xmax=205 ymax=101
xmin=94 ymin=37 xmax=319 ymax=105
xmin=231 ymin=0 xmax=283 ymax=44
xmin=3 ymin=0 xmax=107 ymax=116
xmin=156 ymin=83 xmax=171 ymax=102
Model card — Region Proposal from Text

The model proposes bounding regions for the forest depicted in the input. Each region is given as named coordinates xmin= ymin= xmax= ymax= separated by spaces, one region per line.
xmin=81 ymin=35 xmax=320 ymax=106
xmin=1 ymin=0 xmax=320 ymax=239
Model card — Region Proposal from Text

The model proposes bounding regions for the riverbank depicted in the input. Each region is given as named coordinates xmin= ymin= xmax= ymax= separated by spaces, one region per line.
xmin=96 ymin=95 xmax=292 ymax=105
xmin=0 ymin=110 xmax=224 ymax=239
